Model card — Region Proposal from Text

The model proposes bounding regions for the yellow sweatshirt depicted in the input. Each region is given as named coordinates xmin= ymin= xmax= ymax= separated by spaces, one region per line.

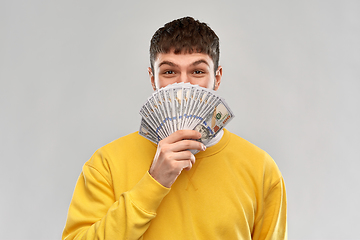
xmin=62 ymin=129 xmax=287 ymax=239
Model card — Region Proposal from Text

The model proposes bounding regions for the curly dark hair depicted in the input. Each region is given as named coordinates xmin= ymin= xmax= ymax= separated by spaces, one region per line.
xmin=150 ymin=17 xmax=220 ymax=74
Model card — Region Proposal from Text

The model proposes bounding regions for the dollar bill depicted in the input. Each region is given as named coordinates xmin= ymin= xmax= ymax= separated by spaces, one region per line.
xmin=193 ymin=100 xmax=234 ymax=145
xmin=139 ymin=117 xmax=159 ymax=143
xmin=139 ymin=83 xmax=234 ymax=150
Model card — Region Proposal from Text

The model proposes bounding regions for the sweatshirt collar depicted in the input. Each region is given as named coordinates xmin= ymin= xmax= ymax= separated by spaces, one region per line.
xmin=195 ymin=128 xmax=230 ymax=159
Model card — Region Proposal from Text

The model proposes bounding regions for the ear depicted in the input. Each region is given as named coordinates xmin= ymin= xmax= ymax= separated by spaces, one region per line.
xmin=148 ymin=67 xmax=156 ymax=90
xmin=214 ymin=66 xmax=223 ymax=91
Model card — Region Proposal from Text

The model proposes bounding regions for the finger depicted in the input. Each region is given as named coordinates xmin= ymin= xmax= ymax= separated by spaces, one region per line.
xmin=183 ymin=160 xmax=192 ymax=171
xmin=171 ymin=140 xmax=206 ymax=152
xmin=170 ymin=151 xmax=196 ymax=164
xmin=176 ymin=159 xmax=193 ymax=171
xmin=161 ymin=130 xmax=201 ymax=144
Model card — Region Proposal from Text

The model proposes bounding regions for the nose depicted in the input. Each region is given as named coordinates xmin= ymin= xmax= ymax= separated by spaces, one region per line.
xmin=179 ymin=71 xmax=190 ymax=83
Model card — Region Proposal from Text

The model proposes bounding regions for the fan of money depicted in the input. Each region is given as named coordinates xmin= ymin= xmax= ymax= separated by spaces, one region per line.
xmin=139 ymin=82 xmax=234 ymax=147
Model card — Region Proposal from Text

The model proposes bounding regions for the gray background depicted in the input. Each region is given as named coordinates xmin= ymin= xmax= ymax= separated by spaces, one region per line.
xmin=1 ymin=1 xmax=359 ymax=239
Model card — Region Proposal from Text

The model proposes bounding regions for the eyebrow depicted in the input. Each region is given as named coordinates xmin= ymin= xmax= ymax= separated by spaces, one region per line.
xmin=158 ymin=61 xmax=178 ymax=68
xmin=191 ymin=59 xmax=210 ymax=67
xmin=158 ymin=59 xmax=210 ymax=68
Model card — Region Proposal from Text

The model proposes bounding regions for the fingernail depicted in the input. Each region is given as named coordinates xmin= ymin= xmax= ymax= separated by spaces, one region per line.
xmin=202 ymin=144 xmax=206 ymax=151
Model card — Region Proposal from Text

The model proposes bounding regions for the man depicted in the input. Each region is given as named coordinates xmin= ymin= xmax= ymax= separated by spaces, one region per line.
xmin=62 ymin=17 xmax=287 ymax=239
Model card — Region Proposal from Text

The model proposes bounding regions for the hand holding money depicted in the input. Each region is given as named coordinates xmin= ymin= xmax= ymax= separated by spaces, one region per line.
xmin=139 ymin=83 xmax=234 ymax=153
xmin=149 ymin=130 xmax=206 ymax=188
xmin=140 ymin=83 xmax=234 ymax=187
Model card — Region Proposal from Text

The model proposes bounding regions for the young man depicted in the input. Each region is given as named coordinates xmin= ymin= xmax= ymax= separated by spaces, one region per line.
xmin=62 ymin=17 xmax=287 ymax=239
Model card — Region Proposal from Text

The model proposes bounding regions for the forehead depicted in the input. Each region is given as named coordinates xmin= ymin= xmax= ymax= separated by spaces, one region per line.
xmin=154 ymin=51 xmax=214 ymax=68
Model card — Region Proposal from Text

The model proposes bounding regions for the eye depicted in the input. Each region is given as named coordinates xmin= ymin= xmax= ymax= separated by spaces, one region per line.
xmin=193 ymin=70 xmax=204 ymax=74
xmin=164 ymin=70 xmax=175 ymax=74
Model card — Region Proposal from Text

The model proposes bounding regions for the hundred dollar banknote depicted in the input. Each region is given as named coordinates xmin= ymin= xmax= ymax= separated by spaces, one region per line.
xmin=139 ymin=83 xmax=234 ymax=151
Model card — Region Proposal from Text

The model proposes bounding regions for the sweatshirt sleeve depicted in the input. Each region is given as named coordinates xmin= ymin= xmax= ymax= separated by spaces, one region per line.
xmin=252 ymin=177 xmax=287 ymax=240
xmin=62 ymin=163 xmax=170 ymax=240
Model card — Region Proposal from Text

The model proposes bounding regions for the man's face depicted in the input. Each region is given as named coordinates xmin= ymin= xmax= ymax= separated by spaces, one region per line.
xmin=149 ymin=51 xmax=222 ymax=90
